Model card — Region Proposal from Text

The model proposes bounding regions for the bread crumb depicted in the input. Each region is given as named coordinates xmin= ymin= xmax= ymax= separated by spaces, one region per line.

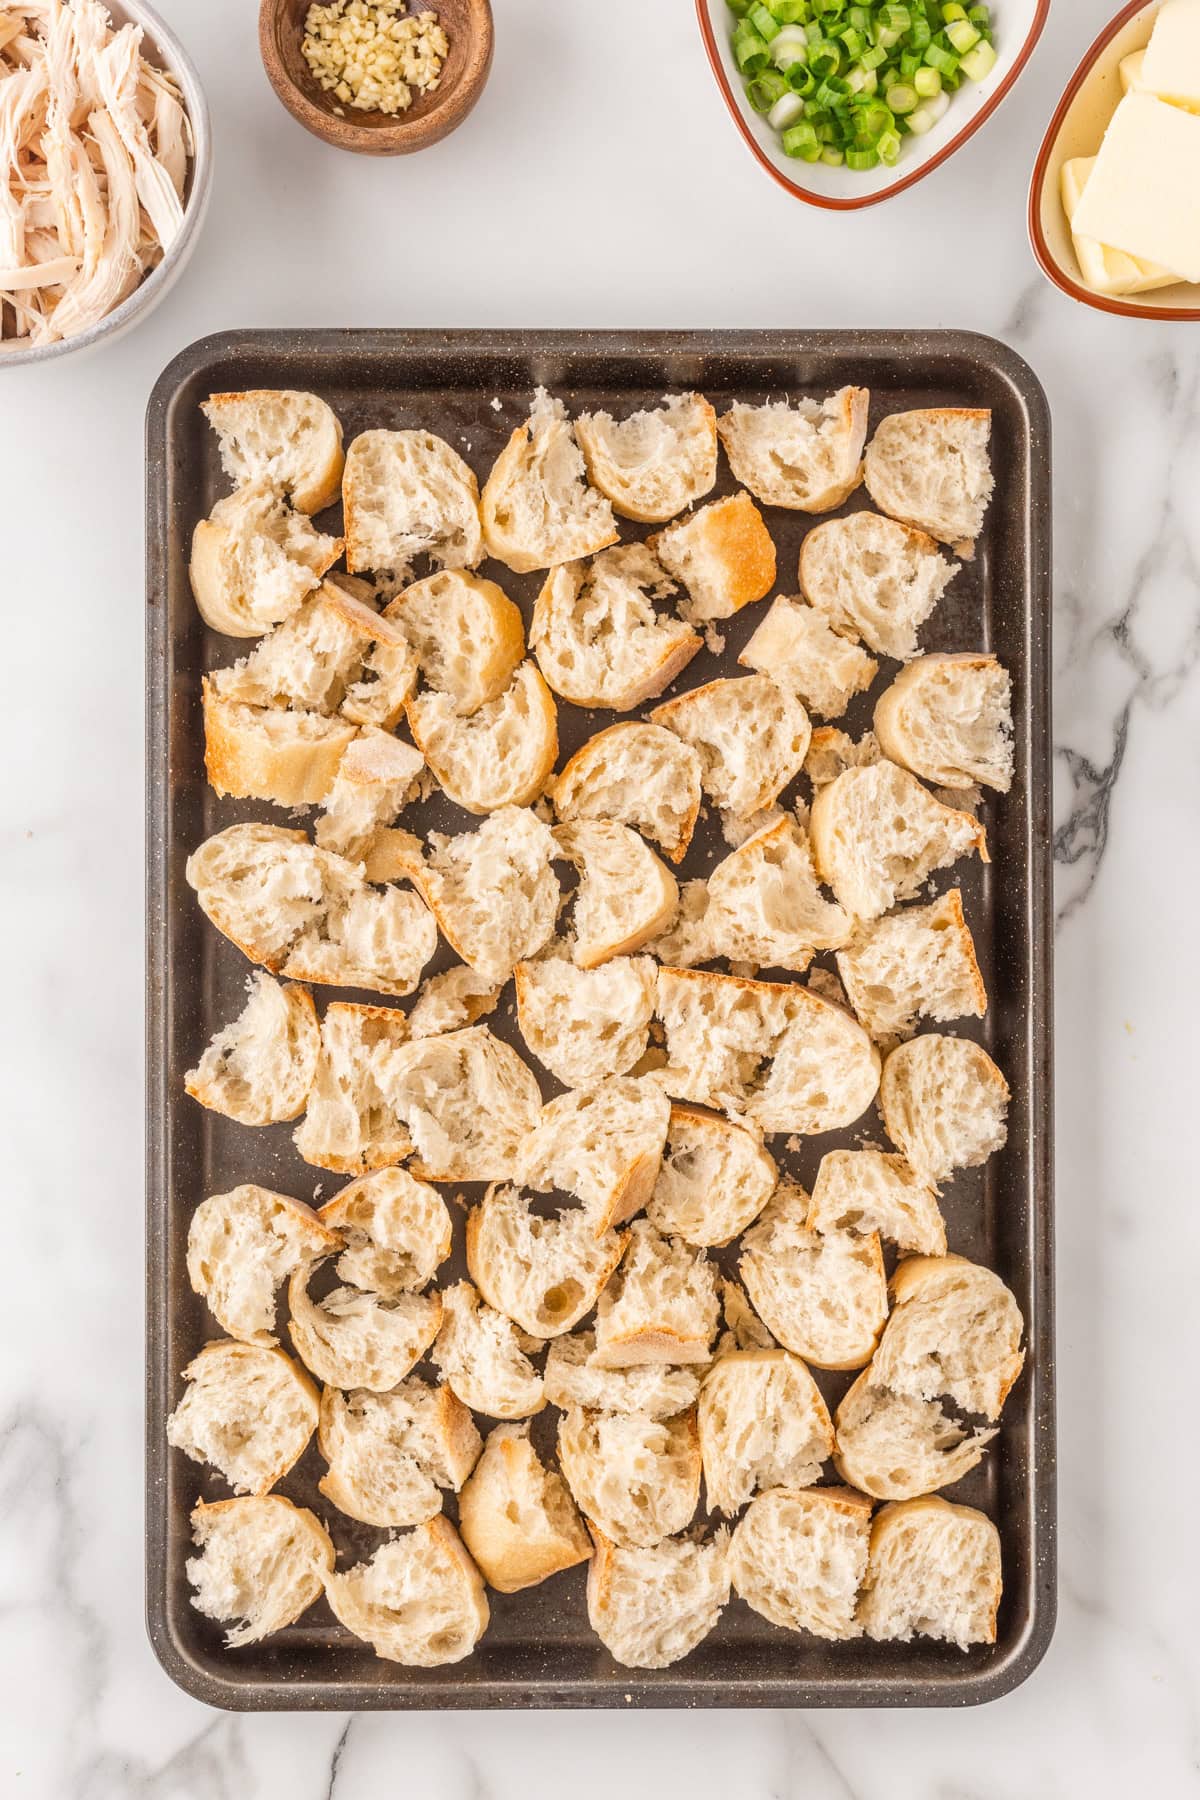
xmin=703 ymin=625 xmax=726 ymax=656
xmin=490 ymin=397 xmax=502 ymax=412
xmin=312 ymin=1184 xmax=324 ymax=1201
xmin=784 ymin=1135 xmax=803 ymax=1156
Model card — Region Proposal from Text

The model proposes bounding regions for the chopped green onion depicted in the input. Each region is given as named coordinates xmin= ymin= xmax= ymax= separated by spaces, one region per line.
xmin=725 ymin=0 xmax=754 ymax=13
xmin=907 ymin=102 xmax=934 ymax=132
xmin=767 ymin=89 xmax=806 ymax=128
xmin=781 ymin=118 xmax=822 ymax=158
xmin=913 ymin=63 xmax=942 ymax=94
xmin=960 ymin=38 xmax=996 ymax=79
xmin=877 ymin=126 xmax=902 ymax=161
xmin=808 ymin=38 xmax=843 ymax=74
xmin=941 ymin=2 xmax=967 ymax=19
xmin=885 ymin=80 xmax=917 ymax=111
xmin=967 ymin=3 xmax=991 ymax=24
xmin=945 ymin=18 xmax=980 ymax=51
xmin=837 ymin=25 xmax=866 ymax=57
xmin=746 ymin=70 xmax=790 ymax=109
xmin=821 ymin=144 xmax=845 ymax=164
xmin=769 ymin=0 xmax=809 ymax=20
xmin=859 ymin=41 xmax=887 ymax=67
xmin=747 ymin=3 xmax=782 ymax=39
xmin=898 ymin=47 xmax=921 ymax=75
xmin=924 ymin=41 xmax=959 ymax=74
xmin=733 ymin=27 xmax=771 ymax=71
xmin=845 ymin=144 xmax=879 ymax=167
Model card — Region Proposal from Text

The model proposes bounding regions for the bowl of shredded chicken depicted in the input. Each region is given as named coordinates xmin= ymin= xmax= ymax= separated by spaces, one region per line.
xmin=1 ymin=0 xmax=210 ymax=363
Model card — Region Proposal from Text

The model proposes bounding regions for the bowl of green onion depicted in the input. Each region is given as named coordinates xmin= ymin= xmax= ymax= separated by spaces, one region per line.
xmin=697 ymin=0 xmax=1049 ymax=208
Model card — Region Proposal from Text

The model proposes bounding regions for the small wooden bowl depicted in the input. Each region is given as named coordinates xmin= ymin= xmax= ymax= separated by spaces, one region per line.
xmin=259 ymin=0 xmax=493 ymax=154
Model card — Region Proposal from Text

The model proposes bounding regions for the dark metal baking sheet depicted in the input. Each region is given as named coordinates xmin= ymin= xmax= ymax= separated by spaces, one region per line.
xmin=146 ymin=328 xmax=1055 ymax=1711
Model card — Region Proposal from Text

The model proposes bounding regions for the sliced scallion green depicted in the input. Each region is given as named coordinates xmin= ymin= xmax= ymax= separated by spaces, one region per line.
xmin=747 ymin=3 xmax=781 ymax=40
xmin=960 ymin=38 xmax=996 ymax=79
xmin=913 ymin=63 xmax=942 ymax=95
xmin=845 ymin=144 xmax=879 ymax=168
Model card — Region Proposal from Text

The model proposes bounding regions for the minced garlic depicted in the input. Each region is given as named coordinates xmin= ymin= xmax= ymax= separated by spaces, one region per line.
xmin=301 ymin=0 xmax=449 ymax=117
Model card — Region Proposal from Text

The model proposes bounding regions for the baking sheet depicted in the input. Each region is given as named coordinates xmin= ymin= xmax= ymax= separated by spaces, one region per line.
xmin=146 ymin=328 xmax=1055 ymax=1709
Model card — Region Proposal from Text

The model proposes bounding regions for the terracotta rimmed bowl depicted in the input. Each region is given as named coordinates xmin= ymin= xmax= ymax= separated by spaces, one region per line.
xmin=1029 ymin=0 xmax=1200 ymax=319
xmin=259 ymin=0 xmax=492 ymax=155
xmin=696 ymin=0 xmax=1049 ymax=209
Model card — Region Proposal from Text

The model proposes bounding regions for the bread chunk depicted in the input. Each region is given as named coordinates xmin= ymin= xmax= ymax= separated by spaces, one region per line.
xmin=871 ymin=1255 xmax=1025 ymax=1421
xmin=407 ymin=662 xmax=558 ymax=814
xmin=717 ymin=387 xmax=868 ymax=511
xmin=412 ymin=807 xmax=561 ymax=982
xmin=202 ymin=389 xmax=345 ymax=515
xmin=324 ymin=1517 xmax=489 ymax=1665
xmin=187 ymin=1496 xmax=335 ymax=1647
xmin=575 ymin=392 xmax=718 ymax=523
xmin=807 ymin=1150 xmax=946 ymax=1258
xmin=739 ymin=595 xmax=878 ymax=719
xmin=458 ymin=1423 xmax=592 ymax=1593
xmin=647 ymin=1105 xmax=777 ymax=1248
xmin=553 ymin=721 xmax=703 ymax=864
xmin=318 ymin=1167 xmax=452 ymax=1296
xmin=382 ymin=1026 xmax=544 ymax=1183
xmin=190 ymin=481 xmax=343 ymax=637
xmin=799 ymin=511 xmax=957 ymax=661
xmin=593 ymin=1219 xmax=720 ymax=1368
xmin=287 ymin=1261 xmax=443 ymax=1390
xmin=185 ymin=974 xmax=318 ymax=1127
xmin=586 ymin=1527 xmax=730 ymax=1668
xmin=187 ymin=1184 xmax=341 ymax=1344
xmin=431 ymin=1280 xmax=546 ymax=1420
xmin=837 ymin=889 xmax=986 ymax=1042
xmin=315 ymin=730 xmax=425 ymax=860
xmin=833 ymin=1376 xmax=993 ymax=1501
xmin=515 ymin=953 xmax=656 ymax=1089
xmin=730 ymin=1486 xmax=872 ymax=1639
xmin=531 ymin=545 xmax=701 ymax=710
xmin=480 ymin=388 xmax=618 ymax=573
xmin=858 ymin=1497 xmax=1001 ymax=1647
xmin=879 ymin=1034 xmax=1009 ymax=1188
xmin=386 ymin=569 xmax=524 ymax=714
xmin=343 ymin=428 xmax=482 ymax=574
xmin=542 ymin=1331 xmax=701 ymax=1418
xmin=864 ymin=408 xmax=994 ymax=556
xmin=739 ymin=1183 xmax=888 ymax=1370
xmin=554 ymin=818 xmax=679 ymax=968
xmin=557 ymin=1406 xmax=701 ymax=1547
xmin=293 ymin=1001 xmax=413 ymax=1174
xmin=809 ymin=761 xmax=987 ymax=923
xmin=650 ymin=675 xmax=811 ymax=821
xmin=873 ymin=653 xmax=1014 ymax=792
xmin=649 ymin=491 xmax=776 ymax=624
xmin=518 ymin=1076 xmax=671 ymax=1235
xmin=317 ymin=1376 xmax=480 ymax=1528
xmin=167 ymin=1341 xmax=318 ymax=1495
xmin=466 ymin=1184 xmax=627 ymax=1338
xmin=409 ymin=966 xmax=502 ymax=1039
xmin=699 ymin=1349 xmax=834 ymax=1514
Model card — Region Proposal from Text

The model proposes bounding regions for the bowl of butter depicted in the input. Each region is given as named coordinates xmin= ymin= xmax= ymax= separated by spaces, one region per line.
xmin=1029 ymin=0 xmax=1200 ymax=318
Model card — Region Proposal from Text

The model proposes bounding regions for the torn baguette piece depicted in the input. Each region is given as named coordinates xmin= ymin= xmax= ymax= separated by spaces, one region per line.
xmin=189 ymin=481 xmax=343 ymax=638
xmin=699 ymin=1349 xmax=834 ymax=1515
xmin=408 ymin=966 xmax=502 ymax=1039
xmin=201 ymin=389 xmax=345 ymax=515
xmin=650 ymin=674 xmax=811 ymax=821
xmin=315 ymin=730 xmax=425 ymax=861
xmin=205 ymin=576 xmax=399 ymax=715
xmin=385 ymin=569 xmax=524 ymax=714
xmin=655 ymin=966 xmax=881 ymax=1136
xmin=292 ymin=1001 xmax=413 ymax=1175
xmin=317 ymin=1376 xmax=481 ymax=1528
xmin=809 ymin=761 xmax=987 ymax=923
xmin=717 ymin=387 xmax=869 ymax=512
xmin=466 ymin=1185 xmax=627 ymax=1338
xmin=586 ymin=1525 xmax=730 ymax=1668
xmin=678 ymin=816 xmax=852 ymax=975
xmin=202 ymin=690 xmax=360 ymax=808
xmin=382 ymin=1027 xmax=544 ymax=1183
xmin=518 ymin=1076 xmax=671 ymax=1236
xmin=317 ymin=1167 xmax=451 ymax=1297
xmin=552 ymin=721 xmax=703 ymax=864
xmin=287 ymin=1261 xmax=443 ymax=1391
xmin=554 ymin=819 xmax=679 ymax=968
xmin=542 ymin=1331 xmax=702 ymax=1418
xmin=871 ymin=1255 xmax=1026 ymax=1422
xmin=458 ymin=1422 xmax=592 ymax=1593
xmin=799 ymin=511 xmax=957 ymax=662
xmin=557 ymin=1407 xmax=702 ymax=1548
xmin=807 ymin=1150 xmax=946 ymax=1258
xmin=873 ymin=653 xmax=1014 ymax=793
xmin=804 ymin=725 xmax=880 ymax=792
xmin=480 ymin=388 xmax=618 ymax=573
xmin=739 ymin=1183 xmax=888 ymax=1371
xmin=167 ymin=1341 xmax=318 ymax=1496
xmin=833 ymin=1376 xmax=994 ymax=1502
xmin=730 ymin=1486 xmax=872 ymax=1640
xmin=343 ymin=428 xmax=482 ymax=574
xmin=515 ymin=952 xmax=657 ymax=1089
xmin=738 ymin=595 xmax=878 ymax=719
xmin=324 ymin=1517 xmax=489 ymax=1666
xmin=858 ymin=1496 xmax=1001 ymax=1648
xmin=864 ymin=408 xmax=994 ymax=557
xmin=648 ymin=490 xmax=776 ymax=624
xmin=647 ymin=1105 xmax=777 ymax=1248
xmin=185 ymin=974 xmax=319 ymax=1127
xmin=187 ymin=1185 xmax=341 ymax=1345
xmin=574 ymin=392 xmax=718 ymax=523
xmin=406 ymin=662 xmax=559 ymax=814
xmin=431 ymin=1280 xmax=546 ymax=1420
xmin=592 ymin=1219 xmax=720 ymax=1368
xmin=879 ymin=1034 xmax=1009 ymax=1189
xmin=531 ymin=545 xmax=701 ymax=711
xmin=836 ymin=889 xmax=986 ymax=1042
xmin=409 ymin=807 xmax=561 ymax=983
xmin=187 ymin=1496 xmax=335 ymax=1648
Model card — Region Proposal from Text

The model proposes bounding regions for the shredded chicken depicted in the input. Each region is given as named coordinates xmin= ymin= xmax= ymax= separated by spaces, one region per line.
xmin=0 ymin=0 xmax=193 ymax=349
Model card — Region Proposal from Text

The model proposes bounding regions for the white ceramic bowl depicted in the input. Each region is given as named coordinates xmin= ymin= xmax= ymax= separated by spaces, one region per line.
xmin=2 ymin=0 xmax=211 ymax=368
xmin=696 ymin=0 xmax=1049 ymax=209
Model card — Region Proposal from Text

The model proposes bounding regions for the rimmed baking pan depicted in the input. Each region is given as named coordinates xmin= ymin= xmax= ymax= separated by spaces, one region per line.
xmin=146 ymin=328 xmax=1055 ymax=1709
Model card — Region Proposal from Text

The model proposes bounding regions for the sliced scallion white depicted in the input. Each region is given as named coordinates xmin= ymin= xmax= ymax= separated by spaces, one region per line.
xmin=768 ymin=90 xmax=806 ymax=129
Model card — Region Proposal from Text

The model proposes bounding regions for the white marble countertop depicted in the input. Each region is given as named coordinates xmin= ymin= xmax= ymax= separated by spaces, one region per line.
xmin=3 ymin=0 xmax=1199 ymax=1792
